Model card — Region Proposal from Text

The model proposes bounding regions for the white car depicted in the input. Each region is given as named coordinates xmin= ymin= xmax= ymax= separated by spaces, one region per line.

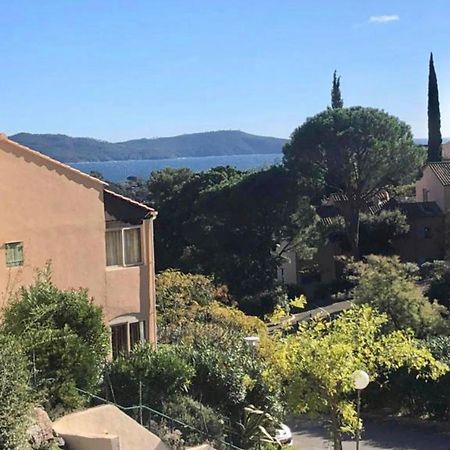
xmin=275 ymin=423 xmax=293 ymax=446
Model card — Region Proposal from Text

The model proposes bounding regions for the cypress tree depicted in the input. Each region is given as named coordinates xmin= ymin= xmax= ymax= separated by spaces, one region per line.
xmin=331 ymin=70 xmax=343 ymax=109
xmin=428 ymin=53 xmax=442 ymax=162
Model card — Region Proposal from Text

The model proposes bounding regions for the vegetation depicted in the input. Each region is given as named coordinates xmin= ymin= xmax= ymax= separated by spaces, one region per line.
xmin=283 ymin=107 xmax=425 ymax=256
xmin=2 ymin=269 xmax=110 ymax=414
xmin=0 ymin=334 xmax=34 ymax=450
xmin=367 ymin=336 xmax=450 ymax=420
xmin=331 ymin=70 xmax=343 ymax=109
xmin=348 ymin=256 xmax=449 ymax=338
xmin=428 ymin=52 xmax=442 ymax=162
xmin=282 ymin=305 xmax=448 ymax=450
xmin=358 ymin=209 xmax=409 ymax=256
xmin=143 ymin=165 xmax=318 ymax=312
xmin=421 ymin=260 xmax=450 ymax=308
xmin=104 ymin=343 xmax=195 ymax=410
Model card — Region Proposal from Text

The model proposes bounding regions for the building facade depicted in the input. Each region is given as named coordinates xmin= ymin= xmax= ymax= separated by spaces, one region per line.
xmin=0 ymin=134 xmax=157 ymax=355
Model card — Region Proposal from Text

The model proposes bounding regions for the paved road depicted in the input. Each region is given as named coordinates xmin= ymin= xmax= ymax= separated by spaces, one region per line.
xmin=290 ymin=417 xmax=450 ymax=450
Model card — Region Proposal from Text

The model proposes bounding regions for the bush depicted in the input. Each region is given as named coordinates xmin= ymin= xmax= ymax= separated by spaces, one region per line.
xmin=182 ymin=334 xmax=283 ymax=423
xmin=366 ymin=336 xmax=450 ymax=420
xmin=0 ymin=333 xmax=34 ymax=450
xmin=162 ymin=396 xmax=225 ymax=446
xmin=103 ymin=343 xmax=195 ymax=411
xmin=239 ymin=286 xmax=289 ymax=317
xmin=348 ymin=255 xmax=449 ymax=338
xmin=421 ymin=260 xmax=450 ymax=308
xmin=2 ymin=269 xmax=110 ymax=414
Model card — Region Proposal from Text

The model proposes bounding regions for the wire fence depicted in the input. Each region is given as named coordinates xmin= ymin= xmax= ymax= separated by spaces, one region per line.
xmin=76 ymin=387 xmax=243 ymax=450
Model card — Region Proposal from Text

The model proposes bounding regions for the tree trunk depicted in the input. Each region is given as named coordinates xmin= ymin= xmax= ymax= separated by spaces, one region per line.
xmin=329 ymin=407 xmax=343 ymax=450
xmin=344 ymin=205 xmax=360 ymax=259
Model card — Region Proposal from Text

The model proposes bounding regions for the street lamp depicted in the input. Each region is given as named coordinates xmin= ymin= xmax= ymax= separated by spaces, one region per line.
xmin=351 ymin=370 xmax=370 ymax=450
xmin=244 ymin=336 xmax=260 ymax=357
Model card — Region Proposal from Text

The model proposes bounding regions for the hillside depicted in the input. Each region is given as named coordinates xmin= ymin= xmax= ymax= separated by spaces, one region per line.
xmin=9 ymin=130 xmax=288 ymax=163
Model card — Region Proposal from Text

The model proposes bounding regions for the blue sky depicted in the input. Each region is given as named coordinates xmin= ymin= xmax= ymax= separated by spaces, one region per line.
xmin=1 ymin=0 xmax=450 ymax=141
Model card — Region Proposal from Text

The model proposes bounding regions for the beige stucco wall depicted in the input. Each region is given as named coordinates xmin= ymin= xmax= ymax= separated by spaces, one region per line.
xmin=61 ymin=432 xmax=120 ymax=450
xmin=416 ymin=166 xmax=446 ymax=211
xmin=53 ymin=405 xmax=170 ymax=450
xmin=0 ymin=136 xmax=107 ymax=310
xmin=106 ymin=265 xmax=148 ymax=323
xmin=277 ymin=247 xmax=298 ymax=285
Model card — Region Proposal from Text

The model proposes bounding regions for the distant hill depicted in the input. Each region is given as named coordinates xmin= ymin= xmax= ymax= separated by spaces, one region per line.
xmin=9 ymin=130 xmax=288 ymax=163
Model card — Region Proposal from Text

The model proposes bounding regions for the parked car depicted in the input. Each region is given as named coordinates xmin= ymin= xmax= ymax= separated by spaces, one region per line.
xmin=275 ymin=423 xmax=292 ymax=445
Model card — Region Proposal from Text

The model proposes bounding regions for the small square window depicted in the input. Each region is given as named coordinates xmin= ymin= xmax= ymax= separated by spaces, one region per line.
xmin=5 ymin=242 xmax=23 ymax=267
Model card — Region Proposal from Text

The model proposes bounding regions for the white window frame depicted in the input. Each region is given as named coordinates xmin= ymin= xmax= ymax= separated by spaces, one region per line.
xmin=106 ymin=226 xmax=143 ymax=267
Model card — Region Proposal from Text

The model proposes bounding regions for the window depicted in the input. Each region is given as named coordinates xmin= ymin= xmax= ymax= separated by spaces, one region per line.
xmin=106 ymin=227 xmax=142 ymax=267
xmin=106 ymin=230 xmax=123 ymax=266
xmin=417 ymin=226 xmax=432 ymax=239
xmin=124 ymin=228 xmax=142 ymax=265
xmin=5 ymin=242 xmax=23 ymax=267
xmin=423 ymin=188 xmax=429 ymax=202
xmin=111 ymin=323 xmax=128 ymax=358
xmin=111 ymin=320 xmax=146 ymax=358
xmin=130 ymin=321 xmax=145 ymax=348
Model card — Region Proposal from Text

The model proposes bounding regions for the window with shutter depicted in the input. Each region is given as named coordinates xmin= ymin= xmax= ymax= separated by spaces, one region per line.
xmin=5 ymin=242 xmax=23 ymax=267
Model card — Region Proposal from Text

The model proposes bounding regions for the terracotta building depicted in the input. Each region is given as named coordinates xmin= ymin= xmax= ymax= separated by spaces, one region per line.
xmin=0 ymin=134 xmax=157 ymax=355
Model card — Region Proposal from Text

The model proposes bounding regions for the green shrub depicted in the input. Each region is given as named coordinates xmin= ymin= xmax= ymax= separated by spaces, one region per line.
xmin=103 ymin=343 xmax=195 ymax=411
xmin=366 ymin=336 xmax=450 ymax=420
xmin=2 ymin=269 xmax=110 ymax=414
xmin=181 ymin=334 xmax=283 ymax=423
xmin=162 ymin=396 xmax=225 ymax=446
xmin=0 ymin=333 xmax=34 ymax=450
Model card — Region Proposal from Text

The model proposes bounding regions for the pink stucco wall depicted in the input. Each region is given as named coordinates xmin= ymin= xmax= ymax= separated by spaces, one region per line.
xmin=0 ymin=136 xmax=107 ymax=309
xmin=0 ymin=135 xmax=156 ymax=343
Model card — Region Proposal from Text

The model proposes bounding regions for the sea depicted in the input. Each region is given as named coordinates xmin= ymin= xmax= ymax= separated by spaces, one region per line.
xmin=70 ymin=153 xmax=282 ymax=182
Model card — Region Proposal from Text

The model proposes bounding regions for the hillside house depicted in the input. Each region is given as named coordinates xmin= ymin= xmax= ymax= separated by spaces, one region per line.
xmin=0 ymin=134 xmax=157 ymax=355
xmin=278 ymin=162 xmax=447 ymax=294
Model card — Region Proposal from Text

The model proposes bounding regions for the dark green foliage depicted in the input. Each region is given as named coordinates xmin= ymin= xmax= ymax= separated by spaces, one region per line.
xmin=148 ymin=165 xmax=318 ymax=307
xmin=366 ymin=336 xmax=450 ymax=420
xmin=0 ymin=334 xmax=34 ymax=450
xmin=103 ymin=343 xmax=195 ymax=410
xmin=11 ymin=130 xmax=287 ymax=163
xmin=428 ymin=53 xmax=442 ymax=162
xmin=359 ymin=209 xmax=409 ymax=256
xmin=239 ymin=286 xmax=289 ymax=317
xmin=2 ymin=269 xmax=110 ymax=414
xmin=162 ymin=396 xmax=225 ymax=446
xmin=421 ymin=260 xmax=450 ymax=308
xmin=331 ymin=70 xmax=343 ymax=109
xmin=283 ymin=107 xmax=425 ymax=256
xmin=147 ymin=167 xmax=195 ymax=209
xmin=184 ymin=335 xmax=283 ymax=423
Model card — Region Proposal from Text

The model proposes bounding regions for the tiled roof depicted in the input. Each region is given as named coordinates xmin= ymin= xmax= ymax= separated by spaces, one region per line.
xmin=428 ymin=162 xmax=450 ymax=186
xmin=2 ymin=134 xmax=106 ymax=187
xmin=384 ymin=199 xmax=443 ymax=218
xmin=104 ymin=189 xmax=156 ymax=225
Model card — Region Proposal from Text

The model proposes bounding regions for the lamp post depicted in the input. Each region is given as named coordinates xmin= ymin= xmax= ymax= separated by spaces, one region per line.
xmin=351 ymin=370 xmax=370 ymax=450
xmin=244 ymin=336 xmax=260 ymax=357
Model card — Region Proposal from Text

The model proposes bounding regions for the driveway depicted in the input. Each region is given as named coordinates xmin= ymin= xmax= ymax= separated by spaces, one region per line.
xmin=290 ymin=416 xmax=450 ymax=450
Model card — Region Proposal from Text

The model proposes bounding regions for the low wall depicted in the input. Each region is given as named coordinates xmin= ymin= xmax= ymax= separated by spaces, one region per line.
xmin=61 ymin=432 xmax=120 ymax=450
xmin=53 ymin=405 xmax=170 ymax=450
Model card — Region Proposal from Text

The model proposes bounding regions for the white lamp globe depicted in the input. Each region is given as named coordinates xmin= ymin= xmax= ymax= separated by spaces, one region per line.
xmin=352 ymin=370 xmax=370 ymax=390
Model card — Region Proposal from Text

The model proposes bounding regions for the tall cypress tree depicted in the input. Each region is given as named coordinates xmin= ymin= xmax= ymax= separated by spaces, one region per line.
xmin=428 ymin=52 xmax=442 ymax=162
xmin=331 ymin=70 xmax=343 ymax=109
